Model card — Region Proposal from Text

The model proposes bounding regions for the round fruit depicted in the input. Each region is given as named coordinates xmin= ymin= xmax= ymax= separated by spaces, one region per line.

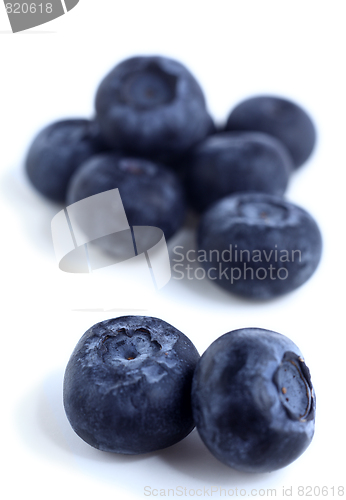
xmin=67 ymin=153 xmax=186 ymax=244
xmin=95 ymin=55 xmax=213 ymax=158
xmin=185 ymin=131 xmax=293 ymax=212
xmin=63 ymin=316 xmax=200 ymax=454
xmin=191 ymin=327 xmax=316 ymax=473
xmin=197 ymin=192 xmax=322 ymax=299
xmin=225 ymin=95 xmax=316 ymax=168
xmin=25 ymin=119 xmax=107 ymax=202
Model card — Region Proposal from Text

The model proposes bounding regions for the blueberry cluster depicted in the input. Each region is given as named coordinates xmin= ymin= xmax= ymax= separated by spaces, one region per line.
xmin=25 ymin=54 xmax=322 ymax=298
xmin=64 ymin=316 xmax=316 ymax=473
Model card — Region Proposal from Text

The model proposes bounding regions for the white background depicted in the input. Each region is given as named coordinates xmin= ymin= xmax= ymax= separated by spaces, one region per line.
xmin=1 ymin=1 xmax=345 ymax=499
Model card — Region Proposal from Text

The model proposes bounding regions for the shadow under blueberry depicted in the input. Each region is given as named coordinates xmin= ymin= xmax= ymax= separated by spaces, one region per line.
xmin=156 ymin=428 xmax=275 ymax=485
xmin=14 ymin=368 xmax=287 ymax=491
xmin=14 ymin=369 xmax=153 ymax=463
xmin=1 ymin=167 xmax=61 ymax=257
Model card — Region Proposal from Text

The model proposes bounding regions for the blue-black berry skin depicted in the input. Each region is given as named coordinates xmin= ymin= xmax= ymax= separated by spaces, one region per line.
xmin=225 ymin=96 xmax=316 ymax=168
xmin=66 ymin=153 xmax=186 ymax=241
xmin=63 ymin=316 xmax=200 ymax=454
xmin=95 ymin=55 xmax=213 ymax=158
xmin=25 ymin=119 xmax=107 ymax=203
xmin=185 ymin=132 xmax=293 ymax=213
xmin=197 ymin=192 xmax=322 ymax=299
xmin=191 ymin=328 xmax=316 ymax=473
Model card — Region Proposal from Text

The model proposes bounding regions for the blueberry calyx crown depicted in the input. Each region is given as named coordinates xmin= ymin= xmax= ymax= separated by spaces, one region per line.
xmin=273 ymin=351 xmax=315 ymax=422
xmin=237 ymin=198 xmax=289 ymax=225
xmin=119 ymin=62 xmax=177 ymax=110
xmin=99 ymin=327 xmax=162 ymax=364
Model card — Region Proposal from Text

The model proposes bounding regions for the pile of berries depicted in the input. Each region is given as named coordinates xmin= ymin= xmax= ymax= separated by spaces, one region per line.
xmin=25 ymin=57 xmax=321 ymax=472
xmin=25 ymin=54 xmax=322 ymax=299
xmin=64 ymin=315 xmax=316 ymax=473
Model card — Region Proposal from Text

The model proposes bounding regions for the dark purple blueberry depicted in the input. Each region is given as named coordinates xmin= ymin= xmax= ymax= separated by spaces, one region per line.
xmin=197 ymin=192 xmax=322 ymax=299
xmin=25 ymin=119 xmax=108 ymax=203
xmin=63 ymin=316 xmax=200 ymax=454
xmin=192 ymin=327 xmax=316 ymax=473
xmin=95 ymin=55 xmax=213 ymax=158
xmin=225 ymin=96 xmax=316 ymax=168
xmin=66 ymin=152 xmax=186 ymax=243
xmin=185 ymin=132 xmax=293 ymax=213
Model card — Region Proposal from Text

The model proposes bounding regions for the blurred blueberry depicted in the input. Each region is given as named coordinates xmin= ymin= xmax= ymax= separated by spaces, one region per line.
xmin=63 ymin=316 xmax=200 ymax=454
xmin=185 ymin=131 xmax=293 ymax=213
xmin=192 ymin=327 xmax=316 ymax=473
xmin=197 ymin=192 xmax=322 ymax=299
xmin=95 ymin=55 xmax=214 ymax=159
xmin=25 ymin=119 xmax=108 ymax=203
xmin=66 ymin=152 xmax=186 ymax=242
xmin=225 ymin=95 xmax=316 ymax=168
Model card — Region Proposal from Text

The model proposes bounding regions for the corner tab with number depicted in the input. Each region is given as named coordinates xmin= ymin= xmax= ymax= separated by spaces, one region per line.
xmin=3 ymin=0 xmax=80 ymax=33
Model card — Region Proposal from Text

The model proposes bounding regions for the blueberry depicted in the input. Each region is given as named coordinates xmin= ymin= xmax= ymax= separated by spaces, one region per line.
xmin=185 ymin=132 xmax=293 ymax=213
xmin=225 ymin=96 xmax=316 ymax=168
xmin=95 ymin=55 xmax=213 ymax=158
xmin=63 ymin=316 xmax=200 ymax=454
xmin=191 ymin=327 xmax=316 ymax=473
xmin=197 ymin=192 xmax=322 ymax=299
xmin=25 ymin=119 xmax=108 ymax=203
xmin=66 ymin=152 xmax=186 ymax=243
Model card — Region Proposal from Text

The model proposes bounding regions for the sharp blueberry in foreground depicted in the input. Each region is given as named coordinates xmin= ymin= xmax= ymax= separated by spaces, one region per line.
xmin=63 ymin=316 xmax=200 ymax=454
xmin=185 ymin=131 xmax=293 ymax=213
xmin=66 ymin=153 xmax=186 ymax=243
xmin=198 ymin=192 xmax=322 ymax=299
xmin=25 ymin=119 xmax=107 ymax=202
xmin=95 ymin=55 xmax=214 ymax=159
xmin=225 ymin=95 xmax=316 ymax=169
xmin=191 ymin=328 xmax=316 ymax=473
